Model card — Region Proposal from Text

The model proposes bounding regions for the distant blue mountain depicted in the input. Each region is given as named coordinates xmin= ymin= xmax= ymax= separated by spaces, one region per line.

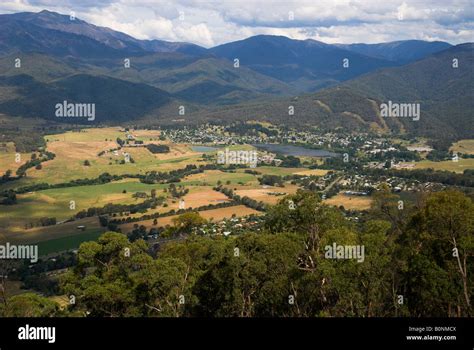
xmin=209 ymin=35 xmax=396 ymax=91
xmin=209 ymin=35 xmax=450 ymax=92
xmin=335 ymin=40 xmax=452 ymax=63
xmin=0 ymin=10 xmax=206 ymax=56
xmin=0 ymin=11 xmax=455 ymax=94
xmin=0 ymin=9 xmax=467 ymax=126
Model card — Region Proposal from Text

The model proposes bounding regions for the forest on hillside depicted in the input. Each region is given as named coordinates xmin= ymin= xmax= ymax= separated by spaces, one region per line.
xmin=1 ymin=189 xmax=472 ymax=318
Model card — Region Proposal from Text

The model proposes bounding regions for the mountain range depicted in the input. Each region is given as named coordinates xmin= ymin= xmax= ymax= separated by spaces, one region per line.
xmin=0 ymin=10 xmax=471 ymax=141
xmin=186 ymin=43 xmax=473 ymax=141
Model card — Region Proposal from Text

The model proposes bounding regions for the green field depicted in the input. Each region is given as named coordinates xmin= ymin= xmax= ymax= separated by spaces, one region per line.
xmin=0 ymin=170 xmax=261 ymax=248
xmin=184 ymin=169 xmax=258 ymax=185
xmin=44 ymin=127 xmax=124 ymax=142
xmin=7 ymin=127 xmax=205 ymax=187
xmin=411 ymin=158 xmax=474 ymax=173
xmin=37 ymin=230 xmax=104 ymax=256
xmin=0 ymin=180 xmax=170 ymax=222
xmin=0 ymin=128 xmax=316 ymax=255
xmin=0 ymin=216 xmax=104 ymax=245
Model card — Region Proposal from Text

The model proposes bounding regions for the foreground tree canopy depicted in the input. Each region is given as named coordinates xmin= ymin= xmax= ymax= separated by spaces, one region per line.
xmin=1 ymin=190 xmax=472 ymax=317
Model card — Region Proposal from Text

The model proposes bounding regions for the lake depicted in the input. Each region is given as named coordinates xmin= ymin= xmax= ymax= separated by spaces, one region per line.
xmin=191 ymin=145 xmax=219 ymax=152
xmin=252 ymin=144 xmax=338 ymax=158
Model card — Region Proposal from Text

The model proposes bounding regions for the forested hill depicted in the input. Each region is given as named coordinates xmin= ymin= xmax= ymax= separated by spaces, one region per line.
xmin=2 ymin=190 xmax=472 ymax=317
xmin=181 ymin=43 xmax=473 ymax=143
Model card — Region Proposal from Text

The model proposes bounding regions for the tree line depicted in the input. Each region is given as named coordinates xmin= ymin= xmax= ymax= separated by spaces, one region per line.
xmin=1 ymin=189 xmax=471 ymax=317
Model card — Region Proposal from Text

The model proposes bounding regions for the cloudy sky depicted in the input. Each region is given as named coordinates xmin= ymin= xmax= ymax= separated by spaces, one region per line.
xmin=0 ymin=0 xmax=472 ymax=47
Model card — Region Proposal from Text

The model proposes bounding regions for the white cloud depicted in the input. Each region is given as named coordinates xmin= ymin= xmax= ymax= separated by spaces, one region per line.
xmin=0 ymin=0 xmax=472 ymax=46
xmin=175 ymin=23 xmax=214 ymax=46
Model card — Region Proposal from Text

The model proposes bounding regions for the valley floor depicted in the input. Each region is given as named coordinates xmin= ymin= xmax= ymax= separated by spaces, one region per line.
xmin=1 ymin=126 xmax=473 ymax=257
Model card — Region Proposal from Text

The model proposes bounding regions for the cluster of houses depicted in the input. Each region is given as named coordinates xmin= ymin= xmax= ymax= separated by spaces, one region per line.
xmin=194 ymin=215 xmax=263 ymax=236
xmin=163 ymin=125 xmax=234 ymax=145
xmin=161 ymin=125 xmax=417 ymax=159
xmin=258 ymin=152 xmax=282 ymax=166
xmin=161 ymin=125 xmax=359 ymax=148
xmin=337 ymin=174 xmax=442 ymax=193
xmin=102 ymin=149 xmax=130 ymax=162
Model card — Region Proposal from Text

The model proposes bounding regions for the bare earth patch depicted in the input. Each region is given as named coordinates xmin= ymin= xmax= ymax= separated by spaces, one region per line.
xmin=184 ymin=170 xmax=224 ymax=181
xmin=293 ymin=169 xmax=329 ymax=176
xmin=47 ymin=140 xmax=117 ymax=160
xmin=169 ymin=188 xmax=230 ymax=210
xmin=324 ymin=193 xmax=373 ymax=210
xmin=235 ymin=185 xmax=298 ymax=205
xmin=119 ymin=205 xmax=260 ymax=232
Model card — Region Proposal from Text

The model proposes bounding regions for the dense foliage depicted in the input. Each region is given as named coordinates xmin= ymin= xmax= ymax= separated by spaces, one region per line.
xmin=2 ymin=189 xmax=472 ymax=317
xmin=146 ymin=144 xmax=170 ymax=154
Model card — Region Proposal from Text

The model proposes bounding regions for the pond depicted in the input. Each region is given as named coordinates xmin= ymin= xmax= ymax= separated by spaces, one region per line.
xmin=191 ymin=145 xmax=219 ymax=152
